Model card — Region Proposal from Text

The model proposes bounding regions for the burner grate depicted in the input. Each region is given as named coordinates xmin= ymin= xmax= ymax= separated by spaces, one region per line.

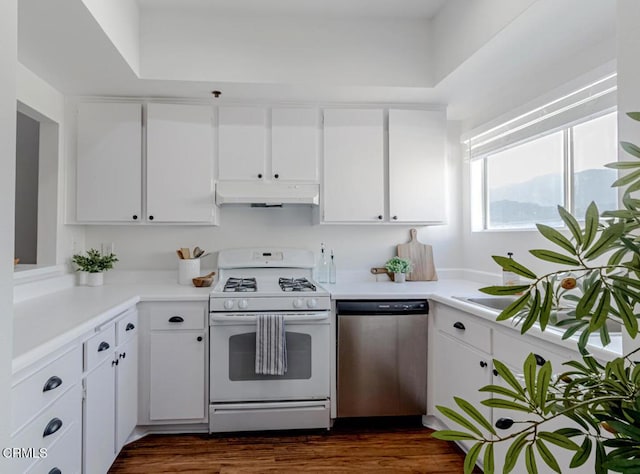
xmin=224 ymin=277 xmax=257 ymax=292
xmin=279 ymin=277 xmax=316 ymax=292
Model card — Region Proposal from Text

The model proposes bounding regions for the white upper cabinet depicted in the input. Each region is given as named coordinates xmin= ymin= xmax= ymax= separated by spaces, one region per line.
xmin=218 ymin=107 xmax=267 ymax=181
xmin=389 ymin=109 xmax=447 ymax=223
xmin=323 ymin=109 xmax=385 ymax=222
xmin=76 ymin=103 xmax=142 ymax=223
xmin=146 ymin=103 xmax=215 ymax=223
xmin=271 ymin=108 xmax=318 ymax=182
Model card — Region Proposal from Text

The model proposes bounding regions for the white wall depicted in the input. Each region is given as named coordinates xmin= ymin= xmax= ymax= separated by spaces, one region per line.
xmin=80 ymin=0 xmax=140 ymax=74
xmin=140 ymin=11 xmax=431 ymax=87
xmin=83 ymin=122 xmax=463 ymax=274
xmin=0 ymin=0 xmax=17 ymax=462
xmin=430 ymin=0 xmax=536 ymax=83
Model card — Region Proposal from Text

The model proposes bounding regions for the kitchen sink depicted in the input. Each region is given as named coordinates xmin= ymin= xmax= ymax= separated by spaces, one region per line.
xmin=454 ymin=296 xmax=622 ymax=333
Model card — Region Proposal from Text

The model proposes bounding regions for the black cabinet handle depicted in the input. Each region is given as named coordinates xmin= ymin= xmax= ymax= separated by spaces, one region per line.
xmin=97 ymin=341 xmax=110 ymax=352
xmin=126 ymin=322 xmax=135 ymax=331
xmin=48 ymin=468 xmax=62 ymax=474
xmin=274 ymin=173 xmax=279 ymax=179
xmin=119 ymin=352 xmax=126 ymax=359
xmin=479 ymin=361 xmax=488 ymax=368
xmin=112 ymin=359 xmax=119 ymax=367
xmin=43 ymin=376 xmax=63 ymax=393
xmin=392 ymin=216 xmax=398 ymax=220
xmin=534 ymin=354 xmax=546 ymax=366
xmin=132 ymin=214 xmax=138 ymax=220
xmin=197 ymin=336 xmax=203 ymax=342
xmin=43 ymin=418 xmax=63 ymax=438
xmin=377 ymin=215 xmax=383 ymax=220
xmin=149 ymin=215 xmax=154 ymax=221
xmin=453 ymin=321 xmax=466 ymax=330
xmin=169 ymin=316 xmax=184 ymax=323
xmin=493 ymin=369 xmax=499 ymax=377
xmin=258 ymin=173 xmax=263 ymax=179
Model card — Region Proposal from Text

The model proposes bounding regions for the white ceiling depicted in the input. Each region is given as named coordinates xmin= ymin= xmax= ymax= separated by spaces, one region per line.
xmin=137 ymin=0 xmax=447 ymax=20
xmin=18 ymin=0 xmax=616 ymax=126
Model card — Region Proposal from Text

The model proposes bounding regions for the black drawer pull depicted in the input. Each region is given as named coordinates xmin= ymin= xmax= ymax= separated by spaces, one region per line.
xmin=126 ymin=322 xmax=135 ymax=331
xmin=480 ymin=361 xmax=488 ymax=368
xmin=119 ymin=352 xmax=126 ymax=359
xmin=197 ymin=336 xmax=203 ymax=342
xmin=453 ymin=321 xmax=466 ymax=330
xmin=169 ymin=316 xmax=184 ymax=323
xmin=48 ymin=468 xmax=62 ymax=474
xmin=43 ymin=376 xmax=63 ymax=393
xmin=97 ymin=341 xmax=110 ymax=352
xmin=493 ymin=369 xmax=499 ymax=377
xmin=534 ymin=354 xmax=546 ymax=366
xmin=43 ymin=418 xmax=63 ymax=438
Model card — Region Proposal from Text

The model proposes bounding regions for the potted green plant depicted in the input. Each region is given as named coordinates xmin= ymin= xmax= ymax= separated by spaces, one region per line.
xmin=385 ymin=256 xmax=412 ymax=283
xmin=72 ymin=248 xmax=118 ymax=286
xmin=432 ymin=113 xmax=640 ymax=473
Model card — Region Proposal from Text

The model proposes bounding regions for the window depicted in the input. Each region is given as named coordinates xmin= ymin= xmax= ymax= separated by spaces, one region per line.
xmin=472 ymin=111 xmax=618 ymax=230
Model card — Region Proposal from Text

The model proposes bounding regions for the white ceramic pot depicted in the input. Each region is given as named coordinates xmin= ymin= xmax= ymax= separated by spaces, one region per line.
xmin=77 ymin=270 xmax=89 ymax=286
xmin=87 ymin=272 xmax=104 ymax=287
xmin=178 ymin=258 xmax=201 ymax=285
xmin=394 ymin=272 xmax=406 ymax=283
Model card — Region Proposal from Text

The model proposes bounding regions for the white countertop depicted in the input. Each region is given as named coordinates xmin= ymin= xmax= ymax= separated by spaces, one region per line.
xmin=13 ymin=272 xmax=622 ymax=374
xmin=13 ymin=274 xmax=212 ymax=373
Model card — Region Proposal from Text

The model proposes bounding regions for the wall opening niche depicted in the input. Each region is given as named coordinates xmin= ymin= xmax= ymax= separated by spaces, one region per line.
xmin=14 ymin=101 xmax=59 ymax=272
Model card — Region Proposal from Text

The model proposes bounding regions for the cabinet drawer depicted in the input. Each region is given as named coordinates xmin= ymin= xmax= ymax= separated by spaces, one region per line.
xmin=435 ymin=306 xmax=491 ymax=354
xmin=116 ymin=308 xmax=138 ymax=345
xmin=149 ymin=302 xmax=205 ymax=330
xmin=11 ymin=385 xmax=82 ymax=473
xmin=26 ymin=419 xmax=81 ymax=474
xmin=12 ymin=346 xmax=82 ymax=434
xmin=493 ymin=330 xmax=578 ymax=372
xmin=84 ymin=325 xmax=116 ymax=371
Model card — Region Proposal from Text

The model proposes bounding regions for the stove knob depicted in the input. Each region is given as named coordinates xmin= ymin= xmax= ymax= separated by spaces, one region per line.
xmin=238 ymin=299 xmax=249 ymax=310
xmin=293 ymin=298 xmax=304 ymax=309
xmin=307 ymin=298 xmax=318 ymax=309
xmin=224 ymin=300 xmax=234 ymax=310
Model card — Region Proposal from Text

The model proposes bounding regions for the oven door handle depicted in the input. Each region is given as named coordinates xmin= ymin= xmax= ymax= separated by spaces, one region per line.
xmin=210 ymin=312 xmax=330 ymax=323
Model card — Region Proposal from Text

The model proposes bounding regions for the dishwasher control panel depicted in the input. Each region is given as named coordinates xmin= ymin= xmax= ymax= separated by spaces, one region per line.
xmin=336 ymin=300 xmax=428 ymax=315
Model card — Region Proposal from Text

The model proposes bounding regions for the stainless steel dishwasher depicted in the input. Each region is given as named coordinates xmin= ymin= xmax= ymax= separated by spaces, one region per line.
xmin=336 ymin=300 xmax=428 ymax=418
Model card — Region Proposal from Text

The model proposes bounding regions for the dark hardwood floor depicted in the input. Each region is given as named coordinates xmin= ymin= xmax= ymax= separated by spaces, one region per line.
xmin=110 ymin=417 xmax=479 ymax=473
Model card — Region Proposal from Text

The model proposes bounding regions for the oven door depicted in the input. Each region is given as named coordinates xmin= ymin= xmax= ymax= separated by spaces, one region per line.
xmin=209 ymin=312 xmax=330 ymax=402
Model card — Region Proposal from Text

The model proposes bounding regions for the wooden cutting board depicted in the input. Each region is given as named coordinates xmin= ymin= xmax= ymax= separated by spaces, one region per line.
xmin=396 ymin=228 xmax=437 ymax=281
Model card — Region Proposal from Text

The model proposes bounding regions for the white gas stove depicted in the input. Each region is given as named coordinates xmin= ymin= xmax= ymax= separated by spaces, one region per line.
xmin=208 ymin=248 xmax=331 ymax=433
xmin=209 ymin=248 xmax=331 ymax=312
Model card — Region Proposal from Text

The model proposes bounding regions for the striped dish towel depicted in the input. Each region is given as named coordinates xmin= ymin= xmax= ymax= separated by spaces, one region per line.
xmin=255 ymin=314 xmax=288 ymax=375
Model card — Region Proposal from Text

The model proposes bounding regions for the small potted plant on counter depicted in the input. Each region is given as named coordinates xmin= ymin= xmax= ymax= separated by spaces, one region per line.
xmin=72 ymin=248 xmax=118 ymax=286
xmin=384 ymin=256 xmax=412 ymax=283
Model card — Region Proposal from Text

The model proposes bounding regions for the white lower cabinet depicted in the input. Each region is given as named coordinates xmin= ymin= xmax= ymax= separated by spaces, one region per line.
xmin=431 ymin=302 xmax=605 ymax=473
xmin=139 ymin=301 xmax=208 ymax=424
xmin=431 ymin=305 xmax=493 ymax=451
xmin=83 ymin=307 xmax=139 ymax=474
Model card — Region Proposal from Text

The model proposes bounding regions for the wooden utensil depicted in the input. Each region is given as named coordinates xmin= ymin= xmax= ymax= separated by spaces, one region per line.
xmin=396 ymin=228 xmax=437 ymax=281
xmin=180 ymin=247 xmax=191 ymax=259
xmin=176 ymin=250 xmax=184 ymax=259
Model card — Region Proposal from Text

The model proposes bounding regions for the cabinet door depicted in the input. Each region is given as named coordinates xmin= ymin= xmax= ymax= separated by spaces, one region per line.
xmin=218 ymin=107 xmax=266 ymax=181
xmin=323 ymin=109 xmax=384 ymax=222
xmin=147 ymin=103 xmax=215 ymax=223
xmin=432 ymin=332 xmax=492 ymax=450
xmin=83 ymin=356 xmax=116 ymax=474
xmin=149 ymin=331 xmax=206 ymax=421
xmin=389 ymin=109 xmax=446 ymax=223
xmin=76 ymin=103 xmax=142 ymax=222
xmin=116 ymin=336 xmax=138 ymax=451
xmin=272 ymin=108 xmax=318 ymax=182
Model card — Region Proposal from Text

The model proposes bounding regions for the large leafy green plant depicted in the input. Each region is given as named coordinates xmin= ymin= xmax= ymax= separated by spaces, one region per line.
xmin=433 ymin=113 xmax=640 ymax=473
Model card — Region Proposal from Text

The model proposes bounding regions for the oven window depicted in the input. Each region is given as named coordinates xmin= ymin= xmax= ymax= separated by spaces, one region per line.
xmin=228 ymin=332 xmax=312 ymax=381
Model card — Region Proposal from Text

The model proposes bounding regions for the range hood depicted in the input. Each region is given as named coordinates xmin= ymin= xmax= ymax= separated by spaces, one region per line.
xmin=215 ymin=181 xmax=320 ymax=206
